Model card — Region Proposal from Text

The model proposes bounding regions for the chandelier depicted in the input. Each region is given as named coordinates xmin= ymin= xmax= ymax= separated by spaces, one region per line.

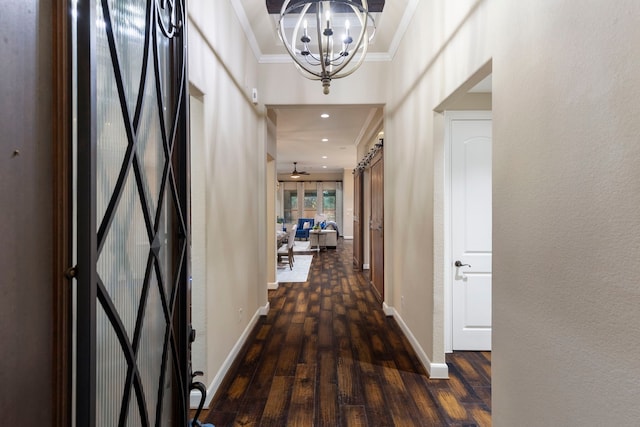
xmin=278 ymin=0 xmax=376 ymax=94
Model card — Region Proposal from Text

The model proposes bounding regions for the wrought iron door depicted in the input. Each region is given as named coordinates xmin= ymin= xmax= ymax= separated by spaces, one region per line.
xmin=75 ymin=0 xmax=190 ymax=425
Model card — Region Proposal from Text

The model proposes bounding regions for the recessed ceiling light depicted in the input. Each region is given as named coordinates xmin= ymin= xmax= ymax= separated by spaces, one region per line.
xmin=322 ymin=138 xmax=329 ymax=142
xmin=322 ymin=166 xmax=327 ymax=169
xmin=320 ymin=113 xmax=329 ymax=118
xmin=322 ymin=156 xmax=328 ymax=159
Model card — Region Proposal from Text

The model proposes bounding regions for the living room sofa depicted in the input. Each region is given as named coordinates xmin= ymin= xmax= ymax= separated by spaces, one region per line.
xmin=309 ymin=229 xmax=338 ymax=249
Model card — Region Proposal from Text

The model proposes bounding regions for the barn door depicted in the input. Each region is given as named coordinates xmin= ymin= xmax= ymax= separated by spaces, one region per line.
xmin=74 ymin=0 xmax=190 ymax=424
xmin=369 ymin=150 xmax=384 ymax=301
xmin=353 ymin=170 xmax=364 ymax=270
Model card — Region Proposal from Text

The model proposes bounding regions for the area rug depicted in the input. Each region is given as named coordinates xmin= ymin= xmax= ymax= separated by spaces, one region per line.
xmin=277 ymin=255 xmax=313 ymax=283
xmin=292 ymin=240 xmax=311 ymax=253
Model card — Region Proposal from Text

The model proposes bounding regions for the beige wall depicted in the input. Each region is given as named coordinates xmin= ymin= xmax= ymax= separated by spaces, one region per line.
xmin=1 ymin=0 xmax=54 ymax=422
xmin=384 ymin=0 xmax=492 ymax=374
xmin=341 ymin=169 xmax=355 ymax=238
xmin=189 ymin=92 xmax=208 ymax=380
xmin=491 ymin=1 xmax=640 ymax=425
xmin=259 ymin=61 xmax=389 ymax=106
xmin=266 ymin=109 xmax=278 ymax=287
xmin=188 ymin=0 xmax=266 ymax=401
xmin=388 ymin=1 xmax=640 ymax=422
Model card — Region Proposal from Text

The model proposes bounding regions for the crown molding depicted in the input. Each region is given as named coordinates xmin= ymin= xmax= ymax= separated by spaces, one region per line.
xmin=230 ymin=0 xmax=263 ymax=60
xmin=266 ymin=0 xmax=386 ymax=14
xmin=387 ymin=0 xmax=419 ymax=60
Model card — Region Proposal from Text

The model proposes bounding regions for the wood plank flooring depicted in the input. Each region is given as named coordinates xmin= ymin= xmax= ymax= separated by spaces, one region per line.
xmin=197 ymin=239 xmax=491 ymax=426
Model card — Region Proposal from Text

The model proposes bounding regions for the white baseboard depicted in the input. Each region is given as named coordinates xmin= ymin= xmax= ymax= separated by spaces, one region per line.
xmin=258 ymin=302 xmax=270 ymax=316
xmin=384 ymin=304 xmax=449 ymax=379
xmin=268 ymin=281 xmax=279 ymax=290
xmin=363 ymin=264 xmax=370 ymax=270
xmin=190 ymin=303 xmax=268 ymax=409
xmin=342 ymin=235 xmax=353 ymax=240
xmin=382 ymin=302 xmax=394 ymax=316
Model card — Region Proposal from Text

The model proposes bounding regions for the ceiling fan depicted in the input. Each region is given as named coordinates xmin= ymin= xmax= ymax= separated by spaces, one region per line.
xmin=290 ymin=162 xmax=310 ymax=178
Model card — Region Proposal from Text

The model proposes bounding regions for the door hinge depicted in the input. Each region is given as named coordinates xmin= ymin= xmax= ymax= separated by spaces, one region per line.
xmin=65 ymin=265 xmax=78 ymax=280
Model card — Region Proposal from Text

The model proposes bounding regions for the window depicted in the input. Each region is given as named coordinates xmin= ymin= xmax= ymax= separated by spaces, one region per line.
xmin=278 ymin=181 xmax=342 ymax=230
xmin=283 ymin=183 xmax=298 ymax=223
xmin=323 ymin=189 xmax=336 ymax=221
xmin=303 ymin=184 xmax=317 ymax=219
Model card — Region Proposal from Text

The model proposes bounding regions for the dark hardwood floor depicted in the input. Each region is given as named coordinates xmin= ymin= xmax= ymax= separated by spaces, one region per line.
xmin=196 ymin=239 xmax=491 ymax=426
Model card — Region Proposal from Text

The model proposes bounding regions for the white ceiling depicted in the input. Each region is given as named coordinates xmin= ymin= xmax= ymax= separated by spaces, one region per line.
xmin=275 ymin=105 xmax=384 ymax=174
xmin=232 ymin=1 xmax=490 ymax=176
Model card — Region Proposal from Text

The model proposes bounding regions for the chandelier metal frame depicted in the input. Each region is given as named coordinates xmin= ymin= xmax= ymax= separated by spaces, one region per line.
xmin=278 ymin=0 xmax=376 ymax=94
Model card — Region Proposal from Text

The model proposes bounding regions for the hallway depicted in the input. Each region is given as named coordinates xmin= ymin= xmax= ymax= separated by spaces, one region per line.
xmin=200 ymin=239 xmax=491 ymax=426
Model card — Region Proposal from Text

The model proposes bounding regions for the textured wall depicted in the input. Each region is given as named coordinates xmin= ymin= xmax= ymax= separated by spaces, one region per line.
xmin=0 ymin=0 xmax=53 ymax=423
xmin=188 ymin=0 xmax=265 ymax=399
xmin=385 ymin=0 xmax=492 ymax=369
xmin=491 ymin=1 xmax=640 ymax=424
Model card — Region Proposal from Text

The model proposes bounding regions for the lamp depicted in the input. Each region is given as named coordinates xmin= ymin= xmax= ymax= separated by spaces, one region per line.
xmin=278 ymin=0 xmax=376 ymax=94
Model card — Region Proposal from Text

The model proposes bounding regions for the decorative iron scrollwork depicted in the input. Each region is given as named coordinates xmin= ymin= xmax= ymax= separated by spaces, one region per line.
xmin=157 ymin=0 xmax=183 ymax=38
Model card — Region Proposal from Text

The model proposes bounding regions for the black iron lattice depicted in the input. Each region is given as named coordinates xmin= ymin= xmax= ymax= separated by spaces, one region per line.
xmin=77 ymin=0 xmax=189 ymax=425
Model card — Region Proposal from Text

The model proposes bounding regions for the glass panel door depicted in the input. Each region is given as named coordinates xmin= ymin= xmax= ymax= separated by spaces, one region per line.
xmin=74 ymin=0 xmax=190 ymax=424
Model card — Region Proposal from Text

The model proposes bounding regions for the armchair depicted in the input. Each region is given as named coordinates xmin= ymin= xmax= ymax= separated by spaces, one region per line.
xmin=295 ymin=218 xmax=314 ymax=240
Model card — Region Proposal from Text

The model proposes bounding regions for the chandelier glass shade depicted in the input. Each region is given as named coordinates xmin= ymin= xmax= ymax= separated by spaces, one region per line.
xmin=278 ymin=0 xmax=376 ymax=94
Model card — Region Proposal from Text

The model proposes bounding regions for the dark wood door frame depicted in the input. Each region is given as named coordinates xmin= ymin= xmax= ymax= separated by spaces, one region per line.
xmin=52 ymin=0 xmax=72 ymax=425
xmin=369 ymin=150 xmax=384 ymax=302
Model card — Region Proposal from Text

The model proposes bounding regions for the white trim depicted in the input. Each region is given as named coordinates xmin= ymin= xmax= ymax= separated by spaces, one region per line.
xmin=382 ymin=302 xmax=394 ymax=317
xmin=428 ymin=362 xmax=450 ymax=379
xmin=229 ymin=0 xmax=263 ymax=61
xmin=268 ymin=281 xmax=279 ymax=290
xmin=444 ymin=111 xmax=453 ymax=353
xmin=384 ymin=305 xmax=449 ymax=379
xmin=259 ymin=53 xmax=295 ymax=64
xmin=190 ymin=389 xmax=206 ymax=411
xmin=189 ymin=304 xmax=268 ymax=409
xmin=363 ymin=263 xmax=370 ymax=270
xmin=342 ymin=235 xmax=354 ymax=240
xmin=259 ymin=302 xmax=270 ymax=316
xmin=387 ymin=0 xmax=420 ymax=59
xmin=361 ymin=52 xmax=393 ymax=62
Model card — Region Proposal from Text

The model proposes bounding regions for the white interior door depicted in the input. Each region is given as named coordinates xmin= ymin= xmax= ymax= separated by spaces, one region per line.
xmin=451 ymin=112 xmax=492 ymax=350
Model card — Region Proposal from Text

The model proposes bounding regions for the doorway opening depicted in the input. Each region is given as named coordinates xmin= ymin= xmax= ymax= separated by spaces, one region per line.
xmin=434 ymin=64 xmax=493 ymax=353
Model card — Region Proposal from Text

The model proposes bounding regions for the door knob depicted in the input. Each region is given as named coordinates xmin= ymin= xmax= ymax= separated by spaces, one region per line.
xmin=454 ymin=260 xmax=471 ymax=267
